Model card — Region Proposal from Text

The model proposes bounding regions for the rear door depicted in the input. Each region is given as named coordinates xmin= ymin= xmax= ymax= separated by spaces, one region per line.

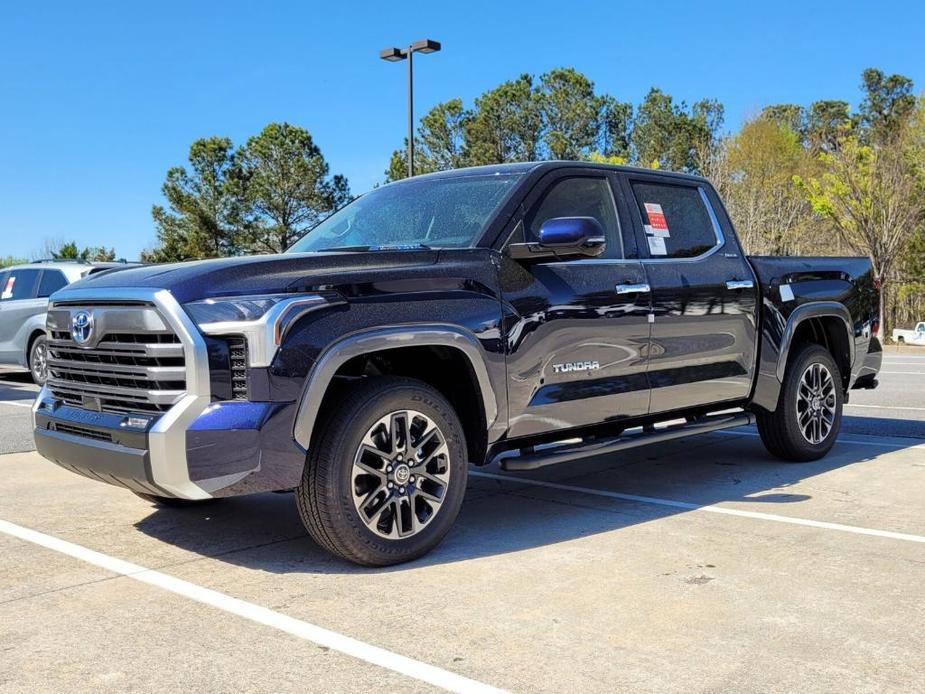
xmin=621 ymin=174 xmax=759 ymax=414
xmin=500 ymin=169 xmax=652 ymax=438
xmin=0 ymin=268 xmax=43 ymax=362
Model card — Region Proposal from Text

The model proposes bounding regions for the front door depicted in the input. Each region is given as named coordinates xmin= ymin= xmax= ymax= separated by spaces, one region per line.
xmin=621 ymin=174 xmax=759 ymax=414
xmin=500 ymin=170 xmax=652 ymax=439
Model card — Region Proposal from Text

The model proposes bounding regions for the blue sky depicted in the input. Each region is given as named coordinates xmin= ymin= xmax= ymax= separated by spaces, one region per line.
xmin=1 ymin=0 xmax=923 ymax=261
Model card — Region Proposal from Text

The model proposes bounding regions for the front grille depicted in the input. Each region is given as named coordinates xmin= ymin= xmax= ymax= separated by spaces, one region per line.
xmin=52 ymin=422 xmax=114 ymax=442
xmin=227 ymin=337 xmax=248 ymax=400
xmin=46 ymin=304 xmax=187 ymax=415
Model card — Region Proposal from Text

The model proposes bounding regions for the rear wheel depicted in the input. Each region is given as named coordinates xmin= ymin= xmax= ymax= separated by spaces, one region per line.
xmin=28 ymin=334 xmax=48 ymax=386
xmin=756 ymin=343 xmax=843 ymax=462
xmin=296 ymin=376 xmax=467 ymax=566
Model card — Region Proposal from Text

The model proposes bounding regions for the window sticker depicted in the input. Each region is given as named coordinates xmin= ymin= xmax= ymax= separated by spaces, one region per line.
xmin=644 ymin=203 xmax=670 ymax=237
xmin=1 ymin=276 xmax=14 ymax=300
xmin=647 ymin=235 xmax=667 ymax=256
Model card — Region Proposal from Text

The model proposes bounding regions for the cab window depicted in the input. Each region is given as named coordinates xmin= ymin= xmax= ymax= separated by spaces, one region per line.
xmin=525 ymin=177 xmax=623 ymax=259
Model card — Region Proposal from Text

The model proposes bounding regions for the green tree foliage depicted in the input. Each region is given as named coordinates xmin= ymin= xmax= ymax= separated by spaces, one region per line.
xmin=631 ymin=89 xmax=723 ymax=172
xmin=858 ymin=68 xmax=916 ymax=144
xmin=795 ymin=131 xmax=924 ymax=337
xmin=236 ymin=123 xmax=350 ymax=253
xmin=806 ymin=100 xmax=852 ymax=151
xmin=0 ymin=256 xmax=28 ymax=268
xmin=466 ymin=74 xmax=542 ymax=165
xmin=146 ymin=125 xmax=349 ymax=260
xmin=721 ymin=117 xmax=811 ymax=255
xmin=40 ymin=240 xmax=117 ymax=262
xmin=761 ymin=104 xmax=805 ymax=135
xmin=538 ymin=67 xmax=605 ymax=160
xmin=144 ymin=137 xmax=241 ymax=262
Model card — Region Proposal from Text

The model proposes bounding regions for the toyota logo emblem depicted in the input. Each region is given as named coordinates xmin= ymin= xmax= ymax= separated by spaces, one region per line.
xmin=71 ymin=310 xmax=94 ymax=345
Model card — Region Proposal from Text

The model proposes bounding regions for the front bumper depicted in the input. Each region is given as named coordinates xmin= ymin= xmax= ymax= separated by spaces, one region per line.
xmin=33 ymin=391 xmax=303 ymax=499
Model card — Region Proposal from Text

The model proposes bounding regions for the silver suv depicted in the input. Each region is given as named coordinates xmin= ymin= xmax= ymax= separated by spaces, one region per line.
xmin=0 ymin=260 xmax=138 ymax=384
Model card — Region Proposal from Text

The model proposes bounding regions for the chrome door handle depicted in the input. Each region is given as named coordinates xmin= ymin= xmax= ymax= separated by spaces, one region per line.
xmin=615 ymin=283 xmax=651 ymax=294
xmin=725 ymin=279 xmax=754 ymax=291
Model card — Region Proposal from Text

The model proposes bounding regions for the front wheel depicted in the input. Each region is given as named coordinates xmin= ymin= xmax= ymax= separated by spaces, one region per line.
xmin=756 ymin=343 xmax=843 ymax=462
xmin=296 ymin=376 xmax=468 ymax=566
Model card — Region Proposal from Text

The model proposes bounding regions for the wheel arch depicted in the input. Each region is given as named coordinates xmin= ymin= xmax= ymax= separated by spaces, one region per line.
xmin=776 ymin=303 xmax=854 ymax=388
xmin=292 ymin=325 xmax=500 ymax=465
xmin=751 ymin=301 xmax=855 ymax=413
xmin=26 ymin=326 xmax=47 ymax=368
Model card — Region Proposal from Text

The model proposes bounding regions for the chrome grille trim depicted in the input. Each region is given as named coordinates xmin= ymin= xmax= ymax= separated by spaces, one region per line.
xmin=46 ymin=304 xmax=187 ymax=414
xmin=34 ymin=287 xmax=214 ymax=500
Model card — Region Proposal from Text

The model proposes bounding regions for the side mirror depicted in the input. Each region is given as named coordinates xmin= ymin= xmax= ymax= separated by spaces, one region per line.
xmin=506 ymin=217 xmax=607 ymax=261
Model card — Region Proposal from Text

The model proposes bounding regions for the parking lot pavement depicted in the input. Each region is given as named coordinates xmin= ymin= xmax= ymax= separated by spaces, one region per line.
xmin=0 ymin=374 xmax=39 ymax=455
xmin=1 ymin=351 xmax=923 ymax=693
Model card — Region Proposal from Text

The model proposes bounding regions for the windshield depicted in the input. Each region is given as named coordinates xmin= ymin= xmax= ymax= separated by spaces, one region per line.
xmin=287 ymin=173 xmax=521 ymax=253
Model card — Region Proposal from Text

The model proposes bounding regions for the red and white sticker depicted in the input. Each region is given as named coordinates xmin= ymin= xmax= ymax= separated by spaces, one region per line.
xmin=644 ymin=202 xmax=670 ymax=238
xmin=1 ymin=276 xmax=14 ymax=300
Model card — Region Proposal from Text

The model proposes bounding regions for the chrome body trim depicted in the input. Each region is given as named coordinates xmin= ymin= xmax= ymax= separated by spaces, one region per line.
xmin=725 ymin=279 xmax=755 ymax=291
xmin=36 ymin=286 xmax=214 ymax=500
xmin=197 ymin=295 xmax=329 ymax=368
xmin=615 ymin=282 xmax=651 ymax=294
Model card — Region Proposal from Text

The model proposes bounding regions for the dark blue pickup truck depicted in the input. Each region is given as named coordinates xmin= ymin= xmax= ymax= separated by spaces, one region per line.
xmin=32 ymin=162 xmax=882 ymax=565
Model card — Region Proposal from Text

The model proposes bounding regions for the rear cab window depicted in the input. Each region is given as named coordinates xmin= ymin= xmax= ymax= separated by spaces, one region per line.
xmin=1 ymin=269 xmax=40 ymax=300
xmin=629 ymin=181 xmax=721 ymax=259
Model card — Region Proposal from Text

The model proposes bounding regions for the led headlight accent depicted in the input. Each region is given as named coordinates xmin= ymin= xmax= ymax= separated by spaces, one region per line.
xmin=184 ymin=293 xmax=331 ymax=368
xmin=183 ymin=294 xmax=293 ymax=325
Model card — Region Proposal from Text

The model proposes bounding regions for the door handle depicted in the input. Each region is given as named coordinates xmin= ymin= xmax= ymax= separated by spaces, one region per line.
xmin=725 ymin=279 xmax=754 ymax=291
xmin=615 ymin=283 xmax=651 ymax=294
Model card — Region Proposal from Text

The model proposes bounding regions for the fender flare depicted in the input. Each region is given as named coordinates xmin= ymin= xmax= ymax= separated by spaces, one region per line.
xmin=775 ymin=301 xmax=855 ymax=382
xmin=292 ymin=324 xmax=500 ymax=451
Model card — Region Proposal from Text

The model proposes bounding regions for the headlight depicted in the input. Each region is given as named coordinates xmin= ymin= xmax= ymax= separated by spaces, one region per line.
xmin=183 ymin=294 xmax=293 ymax=325
xmin=183 ymin=293 xmax=331 ymax=368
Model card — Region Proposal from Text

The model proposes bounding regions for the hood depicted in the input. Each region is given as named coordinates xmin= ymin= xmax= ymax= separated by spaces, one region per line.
xmin=68 ymin=250 xmax=440 ymax=303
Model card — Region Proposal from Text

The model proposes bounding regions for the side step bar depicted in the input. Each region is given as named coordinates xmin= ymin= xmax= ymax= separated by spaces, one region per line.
xmin=497 ymin=412 xmax=756 ymax=472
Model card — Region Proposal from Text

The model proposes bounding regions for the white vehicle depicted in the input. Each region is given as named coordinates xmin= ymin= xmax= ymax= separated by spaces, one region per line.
xmin=892 ymin=322 xmax=925 ymax=345
xmin=0 ymin=260 xmax=138 ymax=384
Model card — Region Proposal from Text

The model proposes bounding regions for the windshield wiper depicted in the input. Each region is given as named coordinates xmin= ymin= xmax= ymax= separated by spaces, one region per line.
xmin=317 ymin=243 xmax=435 ymax=252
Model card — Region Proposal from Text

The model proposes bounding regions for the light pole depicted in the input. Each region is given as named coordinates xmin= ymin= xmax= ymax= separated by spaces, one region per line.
xmin=379 ymin=39 xmax=441 ymax=178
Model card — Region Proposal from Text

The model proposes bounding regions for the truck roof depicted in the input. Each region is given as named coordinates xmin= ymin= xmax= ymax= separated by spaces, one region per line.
xmin=408 ymin=161 xmax=709 ymax=185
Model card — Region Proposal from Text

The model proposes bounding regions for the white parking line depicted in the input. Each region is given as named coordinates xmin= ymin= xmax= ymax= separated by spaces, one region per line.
xmin=715 ymin=428 xmax=925 ymax=450
xmin=471 ymin=472 xmax=925 ymax=544
xmin=846 ymin=403 xmax=925 ymax=413
xmin=1 ymin=401 xmax=33 ymax=409
xmin=0 ymin=519 xmax=506 ymax=694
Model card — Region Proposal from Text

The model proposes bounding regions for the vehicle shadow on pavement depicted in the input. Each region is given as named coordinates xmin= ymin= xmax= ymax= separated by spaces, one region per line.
xmin=0 ymin=373 xmax=39 ymax=400
xmin=131 ymin=421 xmax=913 ymax=573
xmin=842 ymin=414 xmax=925 ymax=439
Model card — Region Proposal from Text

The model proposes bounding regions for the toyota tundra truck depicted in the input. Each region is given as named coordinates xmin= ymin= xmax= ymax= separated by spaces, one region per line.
xmin=32 ymin=162 xmax=882 ymax=566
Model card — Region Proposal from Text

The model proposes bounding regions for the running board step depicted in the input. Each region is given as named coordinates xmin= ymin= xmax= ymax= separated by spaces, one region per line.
xmin=497 ymin=412 xmax=756 ymax=472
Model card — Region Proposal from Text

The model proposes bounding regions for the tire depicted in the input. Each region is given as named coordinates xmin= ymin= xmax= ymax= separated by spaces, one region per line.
xmin=296 ymin=376 xmax=468 ymax=567
xmin=756 ymin=343 xmax=843 ymax=462
xmin=132 ymin=491 xmax=216 ymax=508
xmin=897 ymin=336 xmax=905 ymax=344
xmin=28 ymin=334 xmax=48 ymax=386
